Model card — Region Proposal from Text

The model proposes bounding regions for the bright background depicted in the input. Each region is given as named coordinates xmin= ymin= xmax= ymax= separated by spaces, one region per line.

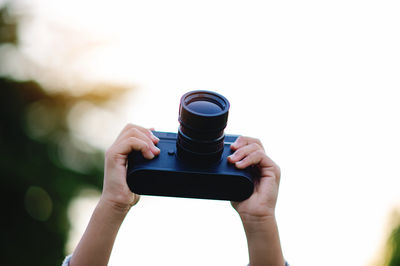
xmin=3 ymin=0 xmax=400 ymax=265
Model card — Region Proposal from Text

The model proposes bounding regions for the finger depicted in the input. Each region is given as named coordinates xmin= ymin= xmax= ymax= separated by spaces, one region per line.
xmin=231 ymin=136 xmax=264 ymax=151
xmin=240 ymin=152 xmax=281 ymax=182
xmin=127 ymin=124 xmax=159 ymax=144
xmin=125 ymin=128 xmax=160 ymax=155
xmin=228 ymin=142 xmax=263 ymax=163
xmin=147 ymin=128 xmax=159 ymax=143
xmin=117 ymin=127 xmax=160 ymax=155
xmin=115 ymin=123 xmax=135 ymax=140
xmin=117 ymin=124 xmax=159 ymax=144
xmin=234 ymin=150 xmax=272 ymax=169
xmin=230 ymin=136 xmax=247 ymax=151
xmin=108 ymin=137 xmax=155 ymax=162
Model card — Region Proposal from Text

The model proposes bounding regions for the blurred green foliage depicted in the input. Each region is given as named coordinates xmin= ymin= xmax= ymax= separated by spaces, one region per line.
xmin=387 ymin=217 xmax=400 ymax=266
xmin=0 ymin=78 xmax=104 ymax=265
xmin=0 ymin=5 xmax=108 ymax=265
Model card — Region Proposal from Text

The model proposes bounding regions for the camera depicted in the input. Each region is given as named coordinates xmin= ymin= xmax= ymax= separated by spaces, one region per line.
xmin=126 ymin=90 xmax=255 ymax=201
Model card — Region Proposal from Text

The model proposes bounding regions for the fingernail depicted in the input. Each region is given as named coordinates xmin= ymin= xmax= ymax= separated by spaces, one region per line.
xmin=150 ymin=145 xmax=160 ymax=155
xmin=151 ymin=134 xmax=159 ymax=142
xmin=236 ymin=161 xmax=244 ymax=167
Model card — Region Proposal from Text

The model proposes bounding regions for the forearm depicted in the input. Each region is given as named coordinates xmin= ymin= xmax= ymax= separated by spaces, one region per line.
xmin=241 ymin=215 xmax=285 ymax=266
xmin=69 ymin=198 xmax=129 ymax=266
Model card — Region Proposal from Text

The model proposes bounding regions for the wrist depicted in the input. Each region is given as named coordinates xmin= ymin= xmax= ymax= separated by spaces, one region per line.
xmin=238 ymin=208 xmax=275 ymax=223
xmin=98 ymin=196 xmax=132 ymax=218
xmin=241 ymin=215 xmax=285 ymax=266
xmin=233 ymin=199 xmax=276 ymax=223
xmin=240 ymin=214 xmax=277 ymax=234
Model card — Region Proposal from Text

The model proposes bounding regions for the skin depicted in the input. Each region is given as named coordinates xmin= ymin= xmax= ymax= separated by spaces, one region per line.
xmin=69 ymin=124 xmax=285 ymax=266
xmin=228 ymin=137 xmax=285 ymax=266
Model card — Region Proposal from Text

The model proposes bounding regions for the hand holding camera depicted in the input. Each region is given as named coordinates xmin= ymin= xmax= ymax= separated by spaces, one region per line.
xmin=127 ymin=90 xmax=255 ymax=201
xmin=228 ymin=136 xmax=281 ymax=220
xmin=101 ymin=90 xmax=281 ymax=214
xmin=101 ymin=124 xmax=160 ymax=212
xmin=69 ymin=91 xmax=285 ymax=266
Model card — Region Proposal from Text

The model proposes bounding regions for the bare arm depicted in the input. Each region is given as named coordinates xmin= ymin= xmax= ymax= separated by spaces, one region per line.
xmin=241 ymin=215 xmax=284 ymax=266
xmin=69 ymin=124 xmax=159 ymax=266
xmin=69 ymin=198 xmax=130 ymax=266
xmin=229 ymin=136 xmax=285 ymax=266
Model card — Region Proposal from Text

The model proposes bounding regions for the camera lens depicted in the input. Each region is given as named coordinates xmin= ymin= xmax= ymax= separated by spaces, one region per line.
xmin=177 ymin=90 xmax=230 ymax=164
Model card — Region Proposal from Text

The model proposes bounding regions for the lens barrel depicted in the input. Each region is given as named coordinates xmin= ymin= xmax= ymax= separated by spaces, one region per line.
xmin=177 ymin=90 xmax=230 ymax=164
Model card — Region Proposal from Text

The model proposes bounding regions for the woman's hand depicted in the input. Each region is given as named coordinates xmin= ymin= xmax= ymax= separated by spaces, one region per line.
xmin=101 ymin=124 xmax=160 ymax=213
xmin=228 ymin=136 xmax=285 ymax=266
xmin=69 ymin=124 xmax=160 ymax=266
xmin=228 ymin=136 xmax=281 ymax=221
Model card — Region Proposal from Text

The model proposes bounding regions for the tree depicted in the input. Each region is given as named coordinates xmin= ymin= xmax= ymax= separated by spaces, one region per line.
xmin=0 ymin=5 xmax=128 ymax=265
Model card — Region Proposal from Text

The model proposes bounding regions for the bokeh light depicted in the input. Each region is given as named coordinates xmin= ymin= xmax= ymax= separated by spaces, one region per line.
xmin=1 ymin=0 xmax=400 ymax=265
xmin=25 ymin=186 xmax=53 ymax=221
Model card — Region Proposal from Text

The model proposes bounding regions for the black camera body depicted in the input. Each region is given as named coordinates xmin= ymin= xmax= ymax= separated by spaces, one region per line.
xmin=126 ymin=91 xmax=255 ymax=201
xmin=127 ymin=131 xmax=254 ymax=201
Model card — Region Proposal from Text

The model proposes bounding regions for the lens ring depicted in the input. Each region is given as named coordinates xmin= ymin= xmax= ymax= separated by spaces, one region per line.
xmin=177 ymin=127 xmax=225 ymax=153
xmin=179 ymin=90 xmax=230 ymax=132
xmin=177 ymin=90 xmax=230 ymax=164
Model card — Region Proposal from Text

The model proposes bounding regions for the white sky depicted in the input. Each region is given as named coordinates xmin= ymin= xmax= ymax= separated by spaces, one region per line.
xmin=5 ymin=0 xmax=400 ymax=265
